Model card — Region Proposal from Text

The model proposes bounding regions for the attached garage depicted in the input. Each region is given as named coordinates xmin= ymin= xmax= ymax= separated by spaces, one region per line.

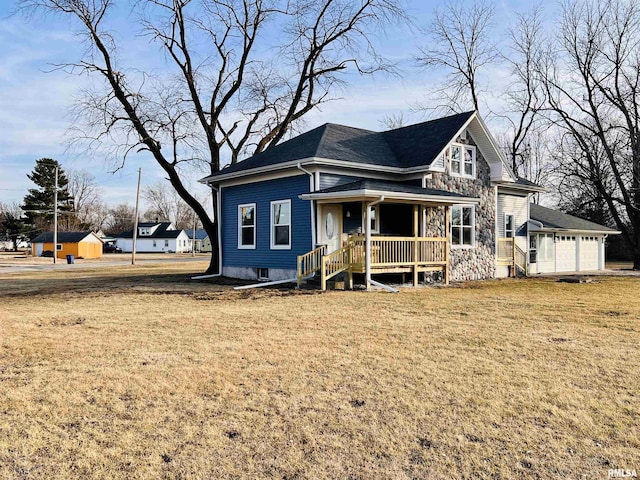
xmin=528 ymin=204 xmax=618 ymax=274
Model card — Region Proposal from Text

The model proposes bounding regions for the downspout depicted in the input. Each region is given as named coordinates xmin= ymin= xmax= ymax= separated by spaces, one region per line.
xmin=365 ymin=196 xmax=398 ymax=293
xmin=210 ymin=184 xmax=222 ymax=277
xmin=297 ymin=163 xmax=317 ymax=248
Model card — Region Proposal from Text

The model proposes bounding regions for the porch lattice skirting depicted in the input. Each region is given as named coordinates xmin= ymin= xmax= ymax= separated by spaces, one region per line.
xmin=297 ymin=234 xmax=449 ymax=291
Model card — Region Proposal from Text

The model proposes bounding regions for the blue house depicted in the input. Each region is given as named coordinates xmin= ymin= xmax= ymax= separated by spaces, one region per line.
xmin=200 ymin=111 xmax=617 ymax=289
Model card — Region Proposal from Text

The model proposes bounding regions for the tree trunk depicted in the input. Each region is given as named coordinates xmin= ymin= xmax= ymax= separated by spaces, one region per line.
xmin=203 ymin=194 xmax=220 ymax=275
xmin=633 ymin=250 xmax=640 ymax=271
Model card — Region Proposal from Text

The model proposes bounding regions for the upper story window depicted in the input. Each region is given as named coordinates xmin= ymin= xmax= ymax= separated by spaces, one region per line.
xmin=451 ymin=205 xmax=475 ymax=248
xmin=448 ymin=143 xmax=476 ymax=178
xmin=271 ymin=200 xmax=291 ymax=249
xmin=139 ymin=227 xmax=150 ymax=236
xmin=238 ymin=203 xmax=256 ymax=249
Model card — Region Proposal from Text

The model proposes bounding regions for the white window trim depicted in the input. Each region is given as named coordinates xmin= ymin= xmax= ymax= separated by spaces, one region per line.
xmin=529 ymin=234 xmax=537 ymax=263
xmin=504 ymin=214 xmax=515 ymax=238
xmin=270 ymin=199 xmax=291 ymax=250
xmin=450 ymin=205 xmax=475 ymax=249
xmin=447 ymin=143 xmax=476 ymax=179
xmin=238 ymin=203 xmax=257 ymax=250
xmin=56 ymin=244 xmax=63 ymax=251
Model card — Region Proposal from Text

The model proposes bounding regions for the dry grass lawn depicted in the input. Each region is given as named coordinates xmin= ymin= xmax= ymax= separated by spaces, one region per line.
xmin=0 ymin=263 xmax=639 ymax=479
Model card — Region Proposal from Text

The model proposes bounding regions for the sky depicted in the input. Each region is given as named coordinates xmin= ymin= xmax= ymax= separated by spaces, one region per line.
xmin=0 ymin=0 xmax=556 ymax=212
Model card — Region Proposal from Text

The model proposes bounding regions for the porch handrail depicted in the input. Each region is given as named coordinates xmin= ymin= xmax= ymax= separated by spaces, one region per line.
xmin=515 ymin=244 xmax=527 ymax=275
xmin=320 ymin=246 xmax=351 ymax=290
xmin=297 ymin=244 xmax=326 ymax=287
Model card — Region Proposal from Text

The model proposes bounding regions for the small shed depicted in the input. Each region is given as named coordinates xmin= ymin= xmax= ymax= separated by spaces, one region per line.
xmin=31 ymin=231 xmax=104 ymax=259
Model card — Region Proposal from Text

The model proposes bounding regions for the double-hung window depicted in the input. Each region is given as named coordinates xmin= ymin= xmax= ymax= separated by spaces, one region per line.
xmin=238 ymin=203 xmax=256 ymax=249
xmin=451 ymin=205 xmax=474 ymax=248
xmin=504 ymin=214 xmax=514 ymax=238
xmin=270 ymin=200 xmax=291 ymax=249
xmin=448 ymin=144 xmax=476 ymax=178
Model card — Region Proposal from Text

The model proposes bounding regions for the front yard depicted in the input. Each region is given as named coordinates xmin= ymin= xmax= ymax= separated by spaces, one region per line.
xmin=0 ymin=264 xmax=638 ymax=479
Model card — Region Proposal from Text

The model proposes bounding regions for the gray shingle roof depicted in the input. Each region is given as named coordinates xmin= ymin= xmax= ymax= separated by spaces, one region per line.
xmin=31 ymin=231 xmax=97 ymax=243
xmin=117 ymin=222 xmax=184 ymax=239
xmin=530 ymin=204 xmax=618 ymax=233
xmin=185 ymin=229 xmax=208 ymax=240
xmin=313 ymin=179 xmax=469 ymax=198
xmin=515 ymin=177 xmax=543 ymax=188
xmin=209 ymin=111 xmax=475 ymax=179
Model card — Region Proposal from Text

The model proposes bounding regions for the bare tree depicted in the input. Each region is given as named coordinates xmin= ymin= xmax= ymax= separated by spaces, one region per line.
xmin=105 ymin=203 xmax=136 ymax=235
xmin=416 ymin=0 xmax=498 ymax=114
xmin=552 ymin=131 xmax=616 ymax=226
xmin=378 ymin=112 xmax=407 ymax=130
xmin=67 ymin=169 xmax=105 ymax=230
xmin=536 ymin=0 xmax=640 ymax=267
xmin=142 ymin=181 xmax=194 ymax=229
xmin=500 ymin=6 xmax=546 ymax=177
xmin=20 ymin=0 xmax=404 ymax=273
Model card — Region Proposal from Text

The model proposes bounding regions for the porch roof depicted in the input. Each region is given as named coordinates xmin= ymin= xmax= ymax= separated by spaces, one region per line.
xmin=299 ymin=179 xmax=480 ymax=205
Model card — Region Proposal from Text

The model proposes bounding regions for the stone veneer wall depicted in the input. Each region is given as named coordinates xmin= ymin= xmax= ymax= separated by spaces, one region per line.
xmin=423 ymin=134 xmax=495 ymax=281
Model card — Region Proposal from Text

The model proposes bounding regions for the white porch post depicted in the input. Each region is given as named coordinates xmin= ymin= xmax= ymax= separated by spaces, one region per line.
xmin=365 ymin=196 xmax=385 ymax=291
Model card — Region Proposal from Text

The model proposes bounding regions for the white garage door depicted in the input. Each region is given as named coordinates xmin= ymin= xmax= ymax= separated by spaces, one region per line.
xmin=579 ymin=236 xmax=599 ymax=271
xmin=556 ymin=235 xmax=577 ymax=272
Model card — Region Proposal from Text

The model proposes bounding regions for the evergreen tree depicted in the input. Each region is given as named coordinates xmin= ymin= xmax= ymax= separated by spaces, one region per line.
xmin=22 ymin=158 xmax=74 ymax=235
xmin=1 ymin=212 xmax=30 ymax=251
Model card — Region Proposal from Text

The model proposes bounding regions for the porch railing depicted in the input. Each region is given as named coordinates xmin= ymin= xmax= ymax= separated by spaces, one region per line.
xmin=497 ymin=237 xmax=528 ymax=276
xmin=497 ymin=237 xmax=514 ymax=264
xmin=296 ymin=244 xmax=326 ymax=286
xmin=297 ymin=235 xmax=448 ymax=291
xmin=349 ymin=234 xmax=447 ymax=267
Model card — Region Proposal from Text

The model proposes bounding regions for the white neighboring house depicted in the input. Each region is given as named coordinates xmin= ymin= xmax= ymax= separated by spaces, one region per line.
xmin=527 ymin=204 xmax=619 ymax=274
xmin=116 ymin=222 xmax=191 ymax=253
xmin=185 ymin=229 xmax=211 ymax=253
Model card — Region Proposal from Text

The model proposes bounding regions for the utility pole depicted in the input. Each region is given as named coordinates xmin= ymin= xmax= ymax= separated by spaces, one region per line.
xmin=192 ymin=214 xmax=196 ymax=257
xmin=53 ymin=165 xmax=58 ymax=265
xmin=132 ymin=168 xmax=141 ymax=265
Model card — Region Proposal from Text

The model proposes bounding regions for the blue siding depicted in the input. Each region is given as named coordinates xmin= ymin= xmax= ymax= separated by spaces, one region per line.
xmin=221 ymin=174 xmax=312 ymax=270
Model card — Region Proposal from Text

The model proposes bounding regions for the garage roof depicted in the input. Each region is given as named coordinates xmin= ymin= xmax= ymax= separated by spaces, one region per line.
xmin=31 ymin=231 xmax=99 ymax=243
xmin=529 ymin=204 xmax=619 ymax=233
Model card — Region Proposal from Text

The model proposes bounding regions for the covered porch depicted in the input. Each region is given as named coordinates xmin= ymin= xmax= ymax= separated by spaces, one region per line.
xmin=298 ymin=179 xmax=479 ymax=290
